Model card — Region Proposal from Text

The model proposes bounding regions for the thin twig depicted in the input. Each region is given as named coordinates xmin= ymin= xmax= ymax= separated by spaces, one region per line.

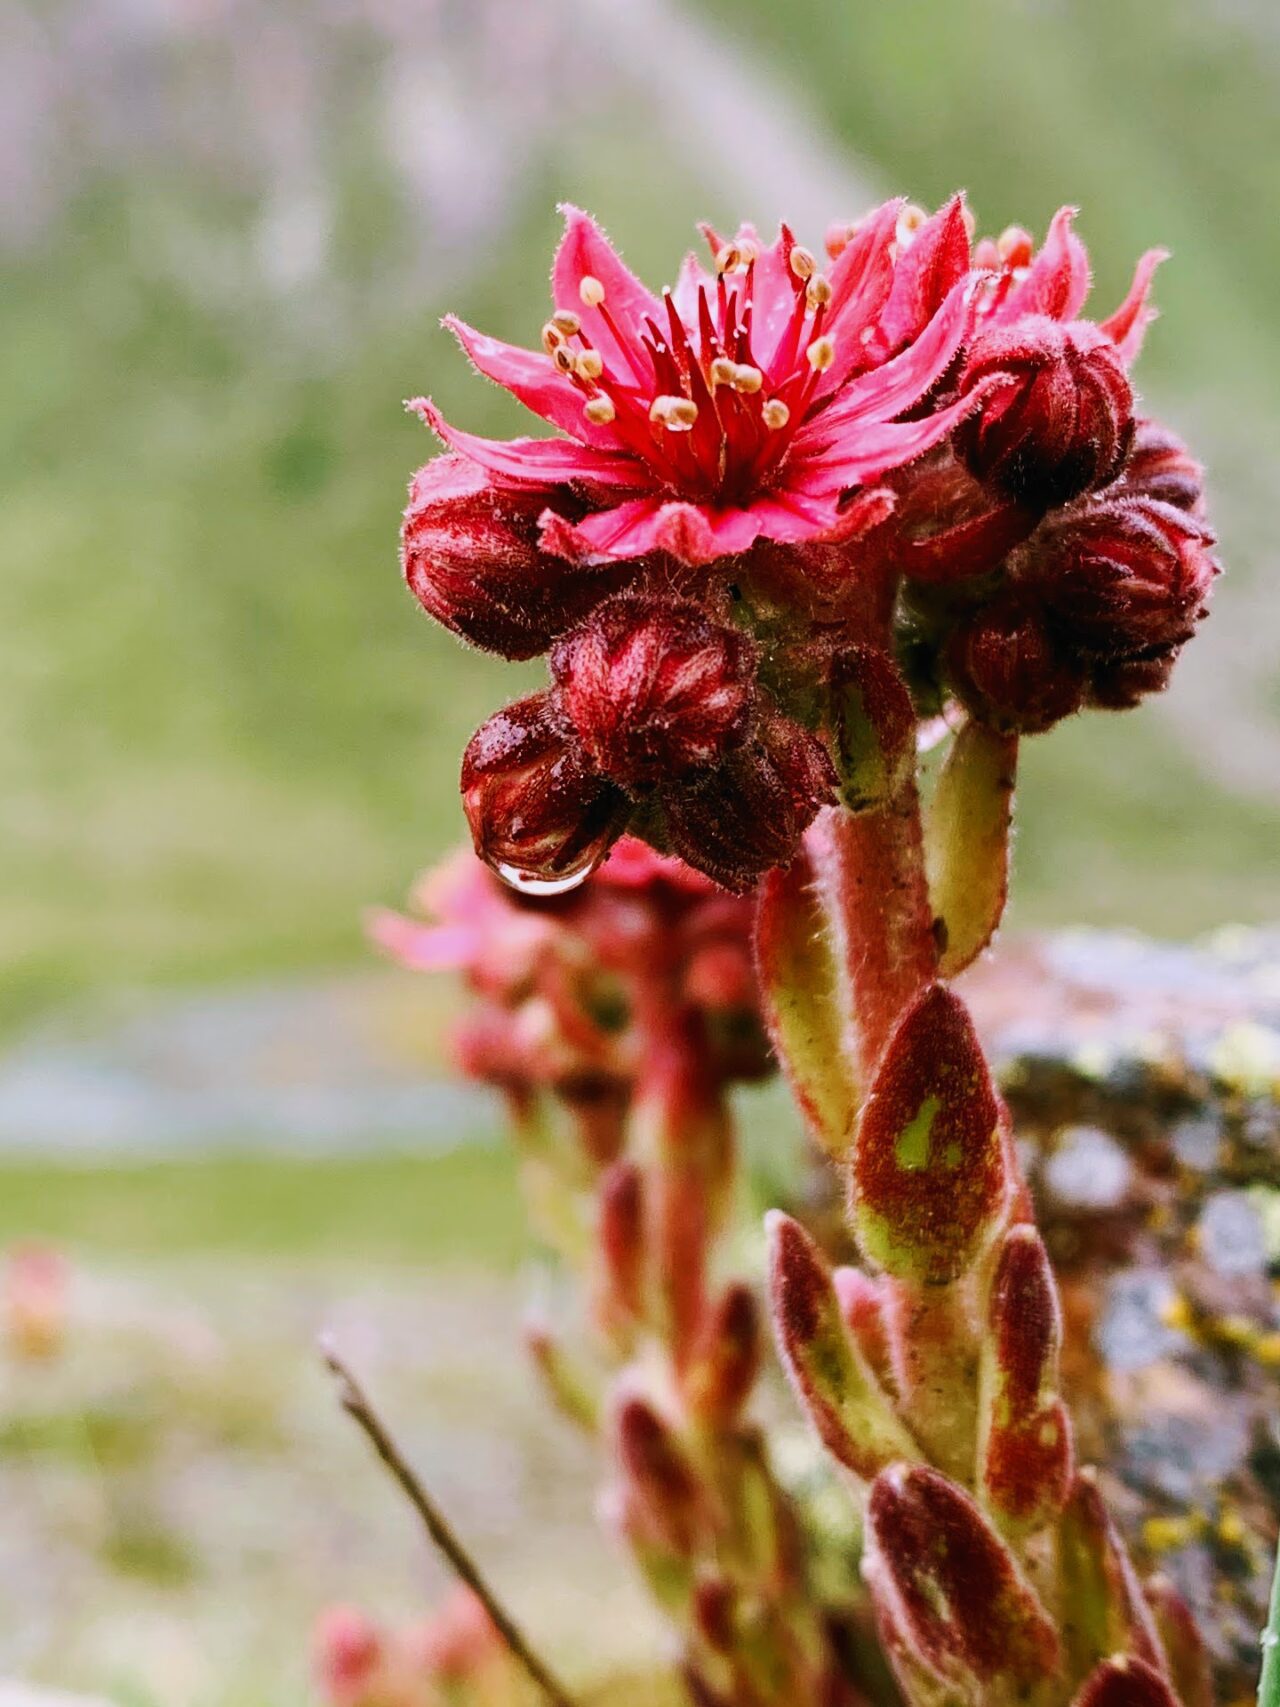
xmin=322 ymin=1337 xmax=578 ymax=1707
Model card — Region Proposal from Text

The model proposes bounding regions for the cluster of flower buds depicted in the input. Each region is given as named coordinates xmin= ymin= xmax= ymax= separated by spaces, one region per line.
xmin=3 ymin=1242 xmax=68 ymax=1362
xmin=313 ymin=1590 xmax=524 ymax=1707
xmin=403 ymin=198 xmax=1216 ymax=892
xmin=766 ymin=984 xmax=1214 ymax=1707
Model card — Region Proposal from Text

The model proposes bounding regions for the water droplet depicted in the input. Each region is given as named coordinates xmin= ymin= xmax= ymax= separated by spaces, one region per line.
xmin=496 ymin=862 xmax=593 ymax=898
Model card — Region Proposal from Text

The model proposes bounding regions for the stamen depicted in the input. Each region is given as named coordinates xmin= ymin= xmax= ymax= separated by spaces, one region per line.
xmin=709 ymin=357 xmax=737 ymax=388
xmin=806 ymin=274 xmax=833 ymax=311
xmin=574 ymin=349 xmax=603 ymax=381
xmin=736 ymin=240 xmax=759 ymax=268
xmin=806 ymin=335 xmax=836 ymax=372
xmin=788 ymin=245 xmax=816 ymax=281
xmin=730 ymin=363 xmax=763 ymax=394
xmin=579 ymin=275 xmax=606 ymax=308
xmin=996 ymin=225 xmax=1034 ymax=268
xmin=583 ymin=395 xmax=616 ymax=425
xmin=649 ymin=394 xmax=699 ymax=431
xmin=541 ymin=321 xmax=564 ymax=355
xmin=551 ymin=309 xmax=581 ymax=335
xmin=761 ymin=399 xmax=790 ymax=430
xmin=552 ymin=344 xmax=576 ymax=373
xmin=896 ymin=204 xmax=927 ymax=249
xmin=715 ymin=244 xmax=740 ymax=275
xmin=825 ymin=220 xmax=854 ymax=261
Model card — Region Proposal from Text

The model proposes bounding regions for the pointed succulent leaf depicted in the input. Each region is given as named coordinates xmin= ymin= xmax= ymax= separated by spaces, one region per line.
xmin=1143 ymin=1577 xmax=1213 ymax=1707
xmin=614 ymin=1393 xmax=704 ymax=1560
xmin=851 ymin=984 xmax=1008 ymax=1284
xmin=978 ymin=1225 xmax=1074 ymax=1536
xmin=682 ymin=1281 xmax=762 ymax=1427
xmin=754 ymin=842 xmax=858 ymax=1155
xmin=863 ymin=1465 xmax=1061 ymax=1696
xmin=923 ymin=721 xmax=1017 ymax=977
xmin=766 ymin=1212 xmax=919 ymax=1480
xmin=1057 ymin=1471 xmax=1168 ymax=1684
xmin=1071 ymin=1657 xmax=1180 ymax=1707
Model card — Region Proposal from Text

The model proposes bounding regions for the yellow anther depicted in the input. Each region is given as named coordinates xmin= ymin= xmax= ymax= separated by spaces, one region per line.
xmin=574 ymin=348 xmax=603 ymax=381
xmin=715 ymin=244 xmax=740 ymax=275
xmin=997 ymin=225 xmax=1034 ymax=267
xmin=649 ymin=394 xmax=698 ymax=431
xmin=579 ymin=275 xmax=605 ymax=308
xmin=761 ymin=399 xmax=790 ymax=430
xmin=731 ymin=363 xmax=763 ymax=393
xmin=896 ymin=203 xmax=927 ymax=248
xmin=551 ymin=309 xmax=581 ymax=336
xmin=583 ymin=395 xmax=616 ymax=425
xmin=788 ymin=245 xmax=816 ymax=281
xmin=736 ymin=239 xmax=759 ymax=267
xmin=806 ymin=274 xmax=834 ymax=311
xmin=709 ymin=356 xmax=738 ymax=387
xmin=541 ymin=321 xmax=565 ymax=355
xmin=552 ymin=344 xmax=575 ymax=373
xmin=806 ymin=335 xmax=836 ymax=372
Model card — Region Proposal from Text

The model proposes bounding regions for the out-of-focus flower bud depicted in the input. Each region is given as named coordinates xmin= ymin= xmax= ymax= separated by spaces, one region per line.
xmin=945 ymin=595 xmax=1086 ymax=734
xmin=851 ymin=984 xmax=1008 ymax=1286
xmin=551 ymin=596 xmax=756 ymax=788
xmin=409 ymin=1587 xmax=503 ymax=1686
xmin=690 ymin=1575 xmax=738 ymax=1654
xmin=682 ymin=1280 xmax=762 ymax=1426
xmin=461 ymin=691 xmax=629 ymax=885
xmin=956 ymin=316 xmax=1134 ymax=509
xmin=3 ymin=1244 xmax=68 ymax=1362
xmin=524 ymin=1312 xmax=600 ymax=1433
xmin=614 ymin=1394 xmax=703 ymax=1558
xmin=1119 ymin=419 xmax=1205 ymax=513
xmin=593 ymin=1160 xmax=645 ymax=1336
xmin=977 ymin=1226 xmax=1074 ymax=1536
xmin=1073 ymin=1658 xmax=1181 ymax=1707
xmin=402 ymin=453 xmax=620 ymax=659
xmin=556 ymin=1069 xmax=629 ymax=1168
xmin=312 ymin=1606 xmax=385 ymax=1707
xmin=1033 ymin=497 xmax=1218 ymax=660
xmin=661 ymin=712 xmax=835 ymax=893
xmin=766 ymin=1211 xmax=918 ymax=1479
xmin=863 ymin=1465 xmax=1061 ymax=1698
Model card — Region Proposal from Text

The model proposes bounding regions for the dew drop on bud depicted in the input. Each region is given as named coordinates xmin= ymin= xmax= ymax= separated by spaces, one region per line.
xmin=496 ymin=862 xmax=595 ymax=898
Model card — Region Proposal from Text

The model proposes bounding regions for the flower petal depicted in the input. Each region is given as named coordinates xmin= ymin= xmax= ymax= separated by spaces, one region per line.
xmin=792 ymin=375 xmax=1005 ymax=494
xmin=875 ymin=194 xmax=972 ymax=353
xmin=824 ymin=198 xmax=903 ymax=340
xmin=1000 ymin=206 xmax=1091 ymax=322
xmin=552 ymin=205 xmax=663 ymax=377
xmin=1099 ymin=247 xmax=1168 ymax=365
xmin=409 ymin=398 xmax=650 ymax=488
xmin=365 ymin=908 xmax=482 ymax=973
xmin=819 ymin=278 xmax=974 ymax=427
xmin=556 ymin=489 xmax=844 ymax=566
xmin=445 ymin=316 xmax=623 ymax=448
xmin=670 ymin=248 xmax=714 ymax=328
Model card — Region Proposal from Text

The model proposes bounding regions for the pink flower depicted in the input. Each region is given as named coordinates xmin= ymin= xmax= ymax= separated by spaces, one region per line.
xmin=413 ymin=202 xmax=993 ymax=569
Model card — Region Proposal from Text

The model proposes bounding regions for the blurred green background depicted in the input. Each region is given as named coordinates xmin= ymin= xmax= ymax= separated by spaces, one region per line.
xmin=5 ymin=0 xmax=1279 ymax=1036
xmin=3 ymin=2 xmax=1280 ymax=1702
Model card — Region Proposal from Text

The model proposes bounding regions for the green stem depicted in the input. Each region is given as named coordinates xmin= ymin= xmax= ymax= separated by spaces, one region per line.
xmin=1260 ymin=1532 xmax=1280 ymax=1707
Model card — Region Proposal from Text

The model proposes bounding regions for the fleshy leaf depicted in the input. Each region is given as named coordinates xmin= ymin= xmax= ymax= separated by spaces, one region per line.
xmin=851 ymin=984 xmax=1008 ymax=1284
xmin=924 ymin=720 xmax=1017 ymax=976
xmin=1143 ymin=1576 xmax=1213 ymax=1707
xmin=864 ymin=1465 xmax=1061 ymax=1696
xmin=1057 ymin=1471 xmax=1169 ymax=1685
xmin=766 ymin=1212 xmax=919 ymax=1480
xmin=1071 ymin=1658 xmax=1180 ymax=1707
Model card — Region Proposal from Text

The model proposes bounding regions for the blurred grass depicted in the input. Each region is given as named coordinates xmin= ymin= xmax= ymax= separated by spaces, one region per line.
xmin=0 ymin=1146 xmax=526 ymax=1265
xmin=3 ymin=0 xmax=1279 ymax=1038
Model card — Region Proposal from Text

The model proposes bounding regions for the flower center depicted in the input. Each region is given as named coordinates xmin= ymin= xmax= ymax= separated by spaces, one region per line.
xmin=541 ymin=232 xmax=842 ymax=507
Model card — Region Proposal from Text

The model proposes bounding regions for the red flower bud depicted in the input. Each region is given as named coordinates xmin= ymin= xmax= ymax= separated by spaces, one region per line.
xmin=1085 ymin=644 xmax=1180 ymax=711
xmin=864 ymin=1465 xmax=1061 ymax=1695
xmin=551 ymin=595 xmax=756 ymax=788
xmin=660 ymin=712 xmax=836 ymax=893
xmin=956 ymin=316 xmax=1134 ymax=509
xmin=402 ymin=454 xmax=620 ymax=659
xmin=1119 ymin=418 xmax=1205 ymax=513
xmin=461 ymin=691 xmax=629 ymax=885
xmin=312 ymin=1607 xmax=384 ymax=1707
xmin=946 ymin=594 xmax=1086 ymax=734
xmin=1033 ymin=497 xmax=1218 ymax=659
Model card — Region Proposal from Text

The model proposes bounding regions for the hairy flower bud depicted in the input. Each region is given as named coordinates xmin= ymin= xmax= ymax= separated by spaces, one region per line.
xmin=402 ymin=454 xmax=617 ymax=659
xmin=551 ymin=596 xmax=756 ymax=788
xmin=1073 ymin=1659 xmax=1180 ymax=1707
xmin=1085 ymin=645 xmax=1180 ymax=711
xmin=661 ymin=712 xmax=836 ymax=893
xmin=946 ymin=594 xmax=1086 ymax=734
xmin=461 ymin=691 xmax=629 ymax=885
xmin=312 ymin=1607 xmax=384 ymax=1707
xmin=1119 ymin=419 xmax=1205 ymax=513
xmin=956 ymin=317 xmax=1134 ymax=509
xmin=1033 ymin=497 xmax=1218 ymax=660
